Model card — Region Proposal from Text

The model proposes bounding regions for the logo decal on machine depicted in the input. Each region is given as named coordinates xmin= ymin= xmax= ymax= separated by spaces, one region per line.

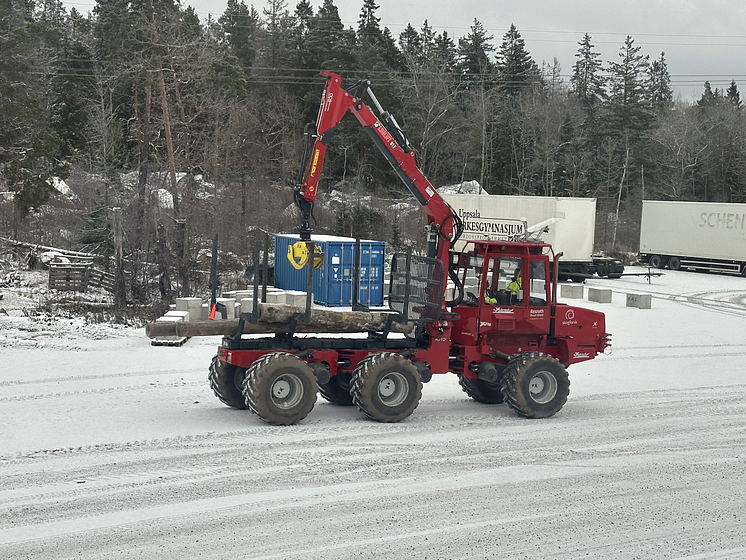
xmin=573 ymin=352 xmax=591 ymax=359
xmin=493 ymin=307 xmax=515 ymax=315
xmin=310 ymin=149 xmax=321 ymax=177
xmin=562 ymin=309 xmax=578 ymax=326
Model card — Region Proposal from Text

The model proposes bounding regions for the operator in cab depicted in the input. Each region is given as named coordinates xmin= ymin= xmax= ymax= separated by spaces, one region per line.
xmin=507 ymin=268 xmax=522 ymax=296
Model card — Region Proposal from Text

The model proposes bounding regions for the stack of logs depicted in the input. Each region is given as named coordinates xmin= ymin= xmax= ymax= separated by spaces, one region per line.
xmin=145 ymin=303 xmax=413 ymax=338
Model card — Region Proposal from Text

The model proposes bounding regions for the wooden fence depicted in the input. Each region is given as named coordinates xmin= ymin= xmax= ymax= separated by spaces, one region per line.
xmin=48 ymin=264 xmax=116 ymax=293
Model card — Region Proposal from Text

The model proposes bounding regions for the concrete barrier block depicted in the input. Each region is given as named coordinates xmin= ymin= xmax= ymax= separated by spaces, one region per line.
xmin=156 ymin=315 xmax=183 ymax=323
xmin=626 ymin=293 xmax=652 ymax=309
xmin=215 ymin=298 xmax=235 ymax=319
xmin=284 ymin=290 xmax=308 ymax=307
xmin=588 ymin=288 xmax=612 ymax=303
xmin=239 ymin=298 xmax=254 ymax=314
xmin=202 ymin=303 xmax=210 ymax=320
xmin=266 ymin=292 xmax=287 ymax=304
xmin=561 ymin=284 xmax=584 ymax=299
xmin=164 ymin=310 xmax=190 ymax=321
xmin=175 ymin=297 xmax=203 ymax=312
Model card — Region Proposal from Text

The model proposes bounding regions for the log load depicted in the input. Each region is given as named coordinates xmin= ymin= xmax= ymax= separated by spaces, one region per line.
xmin=145 ymin=303 xmax=414 ymax=338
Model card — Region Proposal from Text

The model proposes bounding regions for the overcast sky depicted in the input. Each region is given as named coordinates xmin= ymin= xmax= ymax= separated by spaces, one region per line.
xmin=65 ymin=0 xmax=746 ymax=100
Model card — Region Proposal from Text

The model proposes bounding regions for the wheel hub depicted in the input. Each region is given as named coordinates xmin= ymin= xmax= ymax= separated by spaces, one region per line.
xmin=378 ymin=372 xmax=408 ymax=407
xmin=271 ymin=374 xmax=304 ymax=409
xmin=529 ymin=371 xmax=558 ymax=404
xmin=272 ymin=378 xmax=291 ymax=399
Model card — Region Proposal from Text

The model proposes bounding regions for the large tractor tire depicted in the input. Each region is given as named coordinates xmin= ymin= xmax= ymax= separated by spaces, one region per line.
xmin=208 ymin=355 xmax=248 ymax=409
xmin=318 ymin=373 xmax=354 ymax=406
xmin=350 ymin=353 xmax=422 ymax=423
xmin=458 ymin=374 xmax=504 ymax=404
xmin=500 ymin=353 xmax=570 ymax=419
xmin=242 ymin=352 xmax=318 ymax=425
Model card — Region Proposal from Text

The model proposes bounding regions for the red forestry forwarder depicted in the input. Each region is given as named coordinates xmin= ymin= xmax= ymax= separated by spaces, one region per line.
xmin=208 ymin=71 xmax=611 ymax=425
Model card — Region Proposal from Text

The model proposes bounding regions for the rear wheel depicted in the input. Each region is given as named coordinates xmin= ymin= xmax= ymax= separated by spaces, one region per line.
xmin=458 ymin=375 xmax=504 ymax=404
xmin=501 ymin=353 xmax=569 ymax=419
xmin=742 ymin=264 xmax=746 ymax=278
xmin=318 ymin=373 xmax=354 ymax=406
xmin=350 ymin=353 xmax=422 ymax=423
xmin=243 ymin=352 xmax=317 ymax=425
xmin=667 ymin=257 xmax=681 ymax=270
xmin=208 ymin=355 xmax=247 ymax=409
xmin=649 ymin=255 xmax=662 ymax=268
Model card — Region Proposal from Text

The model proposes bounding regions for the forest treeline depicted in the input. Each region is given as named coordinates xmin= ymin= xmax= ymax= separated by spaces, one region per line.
xmin=1 ymin=0 xmax=744 ymax=300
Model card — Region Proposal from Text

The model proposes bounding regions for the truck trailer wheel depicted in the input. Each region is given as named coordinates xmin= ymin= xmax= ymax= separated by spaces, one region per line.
xmin=649 ymin=255 xmax=662 ymax=268
xmin=458 ymin=375 xmax=504 ymax=404
xmin=318 ymin=373 xmax=354 ymax=406
xmin=350 ymin=353 xmax=422 ymax=423
xmin=243 ymin=352 xmax=318 ymax=425
xmin=208 ymin=355 xmax=248 ymax=409
xmin=667 ymin=257 xmax=681 ymax=270
xmin=500 ymin=353 xmax=569 ymax=419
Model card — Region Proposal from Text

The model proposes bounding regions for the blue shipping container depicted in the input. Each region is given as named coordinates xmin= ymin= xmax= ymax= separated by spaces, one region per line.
xmin=274 ymin=234 xmax=385 ymax=307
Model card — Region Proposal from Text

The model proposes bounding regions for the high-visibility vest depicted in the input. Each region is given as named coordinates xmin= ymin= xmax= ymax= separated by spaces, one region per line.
xmin=507 ymin=277 xmax=522 ymax=295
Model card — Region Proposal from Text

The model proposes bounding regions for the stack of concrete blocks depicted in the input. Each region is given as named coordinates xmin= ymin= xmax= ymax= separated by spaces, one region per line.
xmin=153 ymin=298 xmax=199 ymax=344
xmin=588 ymin=287 xmax=612 ymax=303
xmin=560 ymin=284 xmax=584 ymax=299
xmin=221 ymin=288 xmax=309 ymax=315
xmin=626 ymin=293 xmax=652 ymax=309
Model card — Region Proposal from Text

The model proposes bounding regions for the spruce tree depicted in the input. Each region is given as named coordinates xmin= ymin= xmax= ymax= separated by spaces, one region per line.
xmin=571 ymin=33 xmax=605 ymax=108
xmin=726 ymin=80 xmax=741 ymax=108
xmin=496 ymin=24 xmax=538 ymax=96
xmin=647 ymin=52 xmax=673 ymax=112
xmin=457 ymin=19 xmax=495 ymax=80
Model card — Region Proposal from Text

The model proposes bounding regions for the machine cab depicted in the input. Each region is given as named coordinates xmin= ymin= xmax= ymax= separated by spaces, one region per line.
xmin=450 ymin=241 xmax=553 ymax=346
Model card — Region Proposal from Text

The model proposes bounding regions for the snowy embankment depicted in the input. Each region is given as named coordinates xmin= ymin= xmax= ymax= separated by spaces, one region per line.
xmin=1 ymin=267 xmax=746 ymax=559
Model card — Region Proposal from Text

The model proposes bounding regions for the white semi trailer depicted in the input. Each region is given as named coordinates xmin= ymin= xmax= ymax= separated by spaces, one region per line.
xmin=639 ymin=200 xmax=746 ymax=276
xmin=441 ymin=193 xmax=623 ymax=281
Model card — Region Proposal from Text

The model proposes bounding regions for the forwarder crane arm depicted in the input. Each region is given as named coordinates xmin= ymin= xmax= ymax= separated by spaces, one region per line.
xmin=293 ymin=71 xmax=464 ymax=304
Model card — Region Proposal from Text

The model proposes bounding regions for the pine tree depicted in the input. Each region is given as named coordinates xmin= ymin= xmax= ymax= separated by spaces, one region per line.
xmin=571 ymin=33 xmax=605 ymax=108
xmin=304 ymin=0 xmax=355 ymax=72
xmin=457 ymin=19 xmax=495 ymax=80
xmin=219 ymin=0 xmax=261 ymax=71
xmin=697 ymin=81 xmax=718 ymax=109
xmin=357 ymin=0 xmax=381 ymax=46
xmin=496 ymin=24 xmax=538 ymax=96
xmin=606 ymin=35 xmax=651 ymax=137
xmin=647 ymin=52 xmax=673 ymax=111
xmin=726 ymin=80 xmax=741 ymax=108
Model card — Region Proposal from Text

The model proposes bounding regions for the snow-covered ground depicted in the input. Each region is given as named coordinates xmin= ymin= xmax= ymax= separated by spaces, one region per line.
xmin=2 ymin=267 xmax=746 ymax=559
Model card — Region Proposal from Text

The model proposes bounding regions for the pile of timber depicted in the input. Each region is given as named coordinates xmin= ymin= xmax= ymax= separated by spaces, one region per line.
xmin=145 ymin=302 xmax=413 ymax=338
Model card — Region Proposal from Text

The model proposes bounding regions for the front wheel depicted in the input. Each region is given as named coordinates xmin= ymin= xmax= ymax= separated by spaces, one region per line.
xmin=501 ymin=353 xmax=569 ymax=419
xmin=350 ymin=353 xmax=422 ymax=423
xmin=243 ymin=352 xmax=317 ymax=425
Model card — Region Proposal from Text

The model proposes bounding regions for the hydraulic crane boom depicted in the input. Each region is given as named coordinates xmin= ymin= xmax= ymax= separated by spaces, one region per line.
xmin=294 ymin=71 xmax=462 ymax=281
